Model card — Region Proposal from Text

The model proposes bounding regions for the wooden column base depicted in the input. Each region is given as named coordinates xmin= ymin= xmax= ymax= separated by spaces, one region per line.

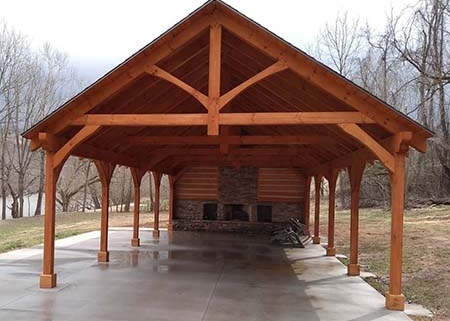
xmin=312 ymin=236 xmax=320 ymax=244
xmin=97 ymin=251 xmax=109 ymax=262
xmin=167 ymin=222 xmax=173 ymax=231
xmin=326 ymin=247 xmax=336 ymax=256
xmin=385 ymin=293 xmax=405 ymax=311
xmin=347 ymin=263 xmax=360 ymax=276
xmin=152 ymin=230 xmax=160 ymax=238
xmin=131 ymin=238 xmax=140 ymax=247
xmin=40 ymin=273 xmax=57 ymax=288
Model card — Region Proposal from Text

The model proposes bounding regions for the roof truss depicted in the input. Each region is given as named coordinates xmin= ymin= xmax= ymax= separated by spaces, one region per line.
xmin=22 ymin=0 xmax=432 ymax=177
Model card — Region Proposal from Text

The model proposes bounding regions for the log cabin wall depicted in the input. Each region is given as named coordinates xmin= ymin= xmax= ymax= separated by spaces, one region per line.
xmin=173 ymin=166 xmax=306 ymax=233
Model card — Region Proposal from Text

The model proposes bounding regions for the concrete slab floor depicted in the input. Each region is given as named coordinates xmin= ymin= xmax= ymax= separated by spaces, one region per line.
xmin=0 ymin=229 xmax=414 ymax=321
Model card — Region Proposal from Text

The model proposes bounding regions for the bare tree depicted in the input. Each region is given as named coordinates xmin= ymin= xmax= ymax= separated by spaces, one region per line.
xmin=314 ymin=12 xmax=363 ymax=208
xmin=57 ymin=158 xmax=99 ymax=212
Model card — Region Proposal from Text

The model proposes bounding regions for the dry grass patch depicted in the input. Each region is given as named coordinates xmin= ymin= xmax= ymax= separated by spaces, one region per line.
xmin=320 ymin=205 xmax=450 ymax=321
xmin=0 ymin=210 xmax=168 ymax=253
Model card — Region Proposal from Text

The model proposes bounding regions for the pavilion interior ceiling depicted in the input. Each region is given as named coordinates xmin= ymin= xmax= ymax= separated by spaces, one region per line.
xmin=24 ymin=1 xmax=431 ymax=176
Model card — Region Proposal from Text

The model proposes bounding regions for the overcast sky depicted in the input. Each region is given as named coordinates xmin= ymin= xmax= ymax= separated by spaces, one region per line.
xmin=0 ymin=0 xmax=414 ymax=82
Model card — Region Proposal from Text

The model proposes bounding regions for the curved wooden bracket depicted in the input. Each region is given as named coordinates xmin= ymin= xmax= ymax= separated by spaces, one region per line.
xmin=348 ymin=158 xmax=365 ymax=193
xmin=326 ymin=168 xmax=339 ymax=190
xmin=146 ymin=65 xmax=209 ymax=109
xmin=53 ymin=125 xmax=101 ymax=169
xmin=151 ymin=171 xmax=163 ymax=188
xmin=218 ymin=60 xmax=288 ymax=110
xmin=94 ymin=160 xmax=116 ymax=186
xmin=130 ymin=168 xmax=146 ymax=188
xmin=337 ymin=123 xmax=395 ymax=173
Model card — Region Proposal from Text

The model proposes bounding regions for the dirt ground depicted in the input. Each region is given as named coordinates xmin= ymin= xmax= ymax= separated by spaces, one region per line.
xmin=320 ymin=205 xmax=450 ymax=321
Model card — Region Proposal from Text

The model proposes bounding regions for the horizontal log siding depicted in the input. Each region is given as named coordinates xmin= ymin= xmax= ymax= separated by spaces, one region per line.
xmin=257 ymin=168 xmax=305 ymax=202
xmin=175 ymin=167 xmax=218 ymax=200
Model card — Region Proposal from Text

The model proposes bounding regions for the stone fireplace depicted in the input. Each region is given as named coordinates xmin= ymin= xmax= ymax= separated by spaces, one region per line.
xmin=173 ymin=166 xmax=304 ymax=233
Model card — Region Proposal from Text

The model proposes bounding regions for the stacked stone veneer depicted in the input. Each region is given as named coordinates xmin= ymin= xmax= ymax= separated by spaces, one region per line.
xmin=173 ymin=166 xmax=304 ymax=232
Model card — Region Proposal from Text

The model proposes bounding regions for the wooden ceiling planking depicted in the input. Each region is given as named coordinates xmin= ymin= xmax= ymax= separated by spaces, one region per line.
xmin=221 ymin=26 xmax=275 ymax=68
xmin=220 ymin=56 xmax=333 ymax=113
xmin=155 ymin=27 xmax=210 ymax=72
xmin=89 ymin=74 xmax=156 ymax=114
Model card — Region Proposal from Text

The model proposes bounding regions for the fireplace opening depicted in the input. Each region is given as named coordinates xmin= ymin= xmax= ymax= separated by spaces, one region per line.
xmin=203 ymin=203 xmax=218 ymax=220
xmin=257 ymin=205 xmax=272 ymax=222
xmin=224 ymin=204 xmax=249 ymax=221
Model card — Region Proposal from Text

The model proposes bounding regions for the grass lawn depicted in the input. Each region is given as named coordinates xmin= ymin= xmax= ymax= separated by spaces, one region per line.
xmin=0 ymin=210 xmax=168 ymax=253
xmin=320 ymin=205 xmax=450 ymax=321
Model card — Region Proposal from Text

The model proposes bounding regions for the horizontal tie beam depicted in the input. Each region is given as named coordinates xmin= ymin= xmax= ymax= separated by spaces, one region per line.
xmin=71 ymin=112 xmax=376 ymax=127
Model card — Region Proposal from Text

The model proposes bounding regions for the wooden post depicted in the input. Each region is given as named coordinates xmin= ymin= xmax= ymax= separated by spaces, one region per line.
xmin=348 ymin=160 xmax=365 ymax=276
xmin=313 ymin=175 xmax=322 ymax=244
xmin=94 ymin=161 xmax=115 ymax=262
xmin=40 ymin=151 xmax=62 ymax=289
xmin=207 ymin=24 xmax=221 ymax=136
xmin=152 ymin=172 xmax=162 ymax=238
xmin=386 ymin=152 xmax=407 ymax=311
xmin=131 ymin=168 xmax=145 ymax=247
xmin=326 ymin=169 xmax=338 ymax=256
xmin=168 ymin=175 xmax=175 ymax=231
xmin=304 ymin=176 xmax=312 ymax=232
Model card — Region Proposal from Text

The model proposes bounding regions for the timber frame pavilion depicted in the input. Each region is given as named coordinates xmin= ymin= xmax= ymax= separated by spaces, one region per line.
xmin=22 ymin=0 xmax=432 ymax=312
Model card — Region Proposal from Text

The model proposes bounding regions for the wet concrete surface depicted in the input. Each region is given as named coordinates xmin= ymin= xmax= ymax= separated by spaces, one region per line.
xmin=0 ymin=229 xmax=412 ymax=321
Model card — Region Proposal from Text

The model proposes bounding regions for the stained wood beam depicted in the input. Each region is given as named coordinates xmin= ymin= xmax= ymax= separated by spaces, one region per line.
xmin=220 ymin=112 xmax=375 ymax=125
xmin=140 ymin=151 xmax=173 ymax=172
xmin=72 ymin=114 xmax=208 ymax=126
xmin=127 ymin=135 xmax=336 ymax=145
xmin=24 ymin=10 xmax=214 ymax=137
xmin=337 ymin=123 xmax=395 ymax=173
xmin=30 ymin=136 xmax=41 ymax=151
xmin=218 ymin=60 xmax=288 ymax=110
xmin=38 ymin=133 xmax=63 ymax=152
xmin=71 ymin=112 xmax=375 ymax=127
xmin=208 ymin=24 xmax=222 ymax=135
xmin=144 ymin=146 xmax=309 ymax=157
xmin=167 ymin=155 xmax=308 ymax=169
xmin=53 ymin=125 xmax=101 ymax=169
xmin=307 ymin=133 xmax=412 ymax=177
xmin=216 ymin=9 xmax=431 ymax=152
xmin=146 ymin=65 xmax=209 ymax=108
xmin=73 ymin=144 xmax=140 ymax=168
